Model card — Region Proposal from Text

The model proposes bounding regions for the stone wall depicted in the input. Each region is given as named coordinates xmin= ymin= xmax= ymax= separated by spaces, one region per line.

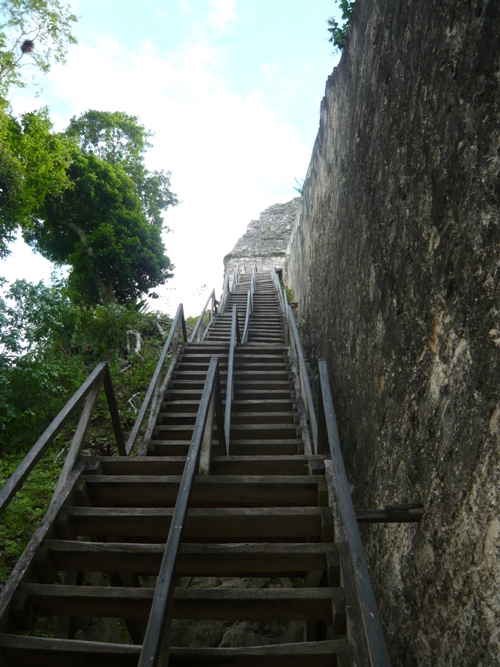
xmin=284 ymin=1 xmax=500 ymax=665
xmin=224 ymin=199 xmax=299 ymax=276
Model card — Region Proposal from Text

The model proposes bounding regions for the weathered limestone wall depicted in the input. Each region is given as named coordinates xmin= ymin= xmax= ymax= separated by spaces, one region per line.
xmin=284 ymin=1 xmax=500 ymax=665
xmin=224 ymin=199 xmax=299 ymax=276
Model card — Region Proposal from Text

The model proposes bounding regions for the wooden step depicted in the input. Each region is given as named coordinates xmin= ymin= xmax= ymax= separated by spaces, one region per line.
xmin=233 ymin=390 xmax=295 ymax=400
xmin=60 ymin=506 xmax=330 ymax=541
xmin=232 ymin=399 xmax=297 ymax=412
xmin=230 ymin=412 xmax=299 ymax=425
xmin=0 ymin=636 xmax=351 ymax=667
xmin=229 ymin=425 xmax=301 ymax=440
xmin=94 ymin=455 xmax=325 ymax=476
xmin=80 ymin=474 xmax=324 ymax=508
xmin=37 ymin=541 xmax=338 ymax=578
xmin=151 ymin=441 xmax=303 ymax=456
xmin=14 ymin=584 xmax=344 ymax=624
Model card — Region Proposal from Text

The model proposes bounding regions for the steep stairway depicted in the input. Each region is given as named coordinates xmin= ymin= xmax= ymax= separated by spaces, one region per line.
xmin=0 ymin=268 xmax=392 ymax=666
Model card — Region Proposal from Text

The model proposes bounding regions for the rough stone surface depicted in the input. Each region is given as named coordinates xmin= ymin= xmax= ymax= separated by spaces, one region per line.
xmin=224 ymin=199 xmax=299 ymax=275
xmin=284 ymin=0 xmax=500 ymax=665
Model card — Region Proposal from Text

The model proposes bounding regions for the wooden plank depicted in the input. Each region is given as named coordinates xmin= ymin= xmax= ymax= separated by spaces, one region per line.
xmin=355 ymin=504 xmax=424 ymax=523
xmin=16 ymin=584 xmax=343 ymax=622
xmin=64 ymin=506 xmax=325 ymax=539
xmin=42 ymin=540 xmax=337 ymax=577
xmin=81 ymin=474 xmax=319 ymax=508
xmin=171 ymin=587 xmax=342 ymax=623
xmin=210 ymin=455 xmax=322 ymax=476
xmin=93 ymin=455 xmax=326 ymax=477
xmin=0 ymin=634 xmax=350 ymax=667
xmin=0 ymin=634 xmax=140 ymax=667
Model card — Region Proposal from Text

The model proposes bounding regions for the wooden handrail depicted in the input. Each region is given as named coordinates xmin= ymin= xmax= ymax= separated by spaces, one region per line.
xmin=0 ymin=362 xmax=125 ymax=517
xmin=126 ymin=304 xmax=187 ymax=455
xmin=285 ymin=303 xmax=318 ymax=452
xmin=271 ymin=266 xmax=286 ymax=313
xmin=138 ymin=358 xmax=225 ymax=667
xmin=190 ymin=289 xmax=217 ymax=343
xmin=224 ymin=305 xmax=241 ymax=451
xmin=241 ymin=290 xmax=252 ymax=343
xmin=241 ymin=264 xmax=257 ymax=344
xmin=219 ymin=272 xmax=230 ymax=313
xmin=318 ymin=359 xmax=391 ymax=667
xmin=270 ymin=266 xmax=318 ymax=453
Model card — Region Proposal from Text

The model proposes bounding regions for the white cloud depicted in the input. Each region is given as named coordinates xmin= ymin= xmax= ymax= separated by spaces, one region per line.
xmin=6 ymin=23 xmax=309 ymax=316
xmin=178 ymin=0 xmax=193 ymax=17
xmin=207 ymin=0 xmax=237 ymax=29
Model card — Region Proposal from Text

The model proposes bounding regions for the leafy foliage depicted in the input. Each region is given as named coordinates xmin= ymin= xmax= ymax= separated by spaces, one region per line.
xmin=0 ymin=104 xmax=71 ymax=257
xmin=66 ymin=110 xmax=179 ymax=228
xmin=0 ymin=278 xmax=174 ymax=583
xmin=327 ymin=0 xmax=356 ymax=51
xmin=0 ymin=444 xmax=63 ymax=582
xmin=25 ymin=150 xmax=173 ymax=304
xmin=293 ymin=177 xmax=304 ymax=195
xmin=0 ymin=0 xmax=77 ymax=96
xmin=0 ymin=278 xmax=172 ymax=443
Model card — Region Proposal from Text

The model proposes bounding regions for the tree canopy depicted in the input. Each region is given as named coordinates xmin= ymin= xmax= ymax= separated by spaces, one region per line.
xmin=0 ymin=0 xmax=77 ymax=96
xmin=0 ymin=105 xmax=71 ymax=257
xmin=66 ymin=110 xmax=179 ymax=228
xmin=25 ymin=150 xmax=173 ymax=305
xmin=0 ymin=4 xmax=177 ymax=308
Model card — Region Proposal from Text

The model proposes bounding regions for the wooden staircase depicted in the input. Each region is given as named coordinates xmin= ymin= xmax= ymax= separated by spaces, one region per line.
xmin=0 ymin=268 xmax=392 ymax=666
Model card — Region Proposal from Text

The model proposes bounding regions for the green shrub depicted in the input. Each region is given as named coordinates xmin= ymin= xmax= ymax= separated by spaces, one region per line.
xmin=327 ymin=0 xmax=356 ymax=51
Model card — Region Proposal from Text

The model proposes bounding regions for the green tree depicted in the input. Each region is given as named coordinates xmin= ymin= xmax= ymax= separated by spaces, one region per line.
xmin=66 ymin=110 xmax=179 ymax=228
xmin=327 ymin=0 xmax=355 ymax=51
xmin=0 ymin=278 xmax=79 ymax=436
xmin=0 ymin=0 xmax=77 ymax=96
xmin=24 ymin=150 xmax=173 ymax=305
xmin=0 ymin=104 xmax=71 ymax=257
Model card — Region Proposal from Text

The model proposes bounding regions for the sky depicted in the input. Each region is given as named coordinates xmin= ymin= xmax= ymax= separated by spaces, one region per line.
xmin=1 ymin=0 xmax=341 ymax=316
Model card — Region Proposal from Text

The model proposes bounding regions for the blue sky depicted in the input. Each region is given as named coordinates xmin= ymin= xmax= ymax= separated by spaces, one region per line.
xmin=2 ymin=0 xmax=341 ymax=314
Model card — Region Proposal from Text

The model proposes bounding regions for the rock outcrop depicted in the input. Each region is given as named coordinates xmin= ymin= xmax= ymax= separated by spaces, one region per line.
xmin=284 ymin=0 xmax=500 ymax=665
